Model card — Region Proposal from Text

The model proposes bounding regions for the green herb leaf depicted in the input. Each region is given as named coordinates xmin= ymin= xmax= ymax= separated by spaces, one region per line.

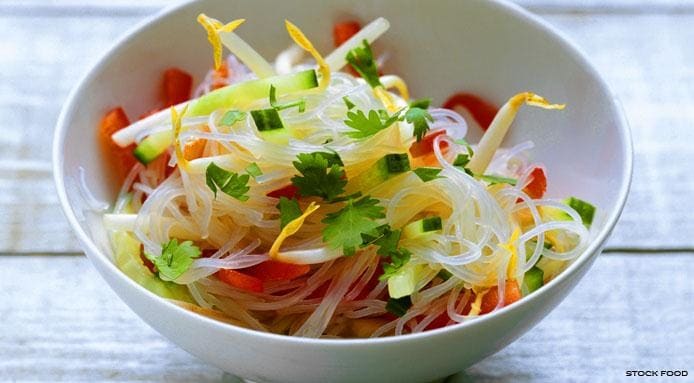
xmin=206 ymin=162 xmax=251 ymax=201
xmin=380 ymin=248 xmax=412 ymax=281
xmin=269 ymin=84 xmax=306 ymax=112
xmin=480 ymin=174 xmax=518 ymax=186
xmin=322 ymin=196 xmax=385 ymax=256
xmin=453 ymin=154 xmax=470 ymax=168
xmin=385 ymin=295 xmax=412 ymax=317
xmin=409 ymin=98 xmax=431 ymax=110
xmin=454 ymin=138 xmax=475 ymax=157
xmin=343 ymin=96 xmax=356 ymax=110
xmin=245 ymin=162 xmax=263 ymax=178
xmin=276 ymin=197 xmax=303 ymax=229
xmin=413 ymin=167 xmax=443 ymax=182
xmin=291 ymin=152 xmax=347 ymax=202
xmin=145 ymin=239 xmax=201 ymax=282
xmin=344 ymin=109 xmax=399 ymax=139
xmin=220 ymin=110 xmax=247 ymax=127
xmin=405 ymin=104 xmax=434 ymax=142
xmin=345 ymin=40 xmax=382 ymax=88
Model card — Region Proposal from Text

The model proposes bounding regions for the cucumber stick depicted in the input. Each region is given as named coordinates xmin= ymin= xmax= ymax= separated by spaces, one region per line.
xmin=388 ymin=263 xmax=426 ymax=299
xmin=403 ymin=216 xmax=442 ymax=239
xmin=133 ymin=69 xmax=319 ymax=163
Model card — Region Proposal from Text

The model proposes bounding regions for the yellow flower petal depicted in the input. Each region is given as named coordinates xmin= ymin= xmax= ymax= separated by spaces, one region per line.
xmin=500 ymin=227 xmax=521 ymax=279
xmin=171 ymin=104 xmax=190 ymax=171
xmin=284 ymin=20 xmax=330 ymax=90
xmin=269 ymin=201 xmax=320 ymax=258
xmin=197 ymin=14 xmax=245 ymax=70
xmin=467 ymin=289 xmax=488 ymax=316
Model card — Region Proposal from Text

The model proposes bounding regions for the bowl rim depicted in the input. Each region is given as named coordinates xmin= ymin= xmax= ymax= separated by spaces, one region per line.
xmin=53 ymin=0 xmax=633 ymax=348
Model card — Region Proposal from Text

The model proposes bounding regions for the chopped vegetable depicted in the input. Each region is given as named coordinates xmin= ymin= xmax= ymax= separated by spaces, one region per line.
xmin=403 ymin=216 xmax=442 ymax=239
xmin=217 ymin=268 xmax=264 ymax=293
xmin=333 ymin=21 xmax=361 ymax=47
xmin=205 ymin=162 xmax=251 ymax=201
xmin=276 ymin=197 xmax=303 ymax=229
xmin=522 ymin=266 xmax=544 ymax=295
xmin=413 ymin=167 xmax=442 ymax=182
xmin=244 ymin=260 xmax=311 ymax=281
xmin=144 ymin=239 xmax=201 ymax=282
xmin=480 ymin=280 xmax=522 ymax=314
xmin=322 ymin=196 xmax=385 ymax=256
xmin=220 ymin=110 xmax=246 ymax=127
xmin=343 ymin=96 xmax=356 ymax=110
xmin=285 ymin=20 xmax=330 ymax=89
xmin=443 ymin=93 xmax=499 ymax=131
xmin=251 ymin=108 xmax=285 ymax=132
xmin=409 ymin=129 xmax=449 ymax=158
xmin=245 ymin=162 xmax=263 ymax=178
xmin=291 ymin=152 xmax=347 ymax=202
xmin=522 ymin=167 xmax=547 ymax=199
xmin=163 ymin=68 xmax=193 ymax=107
xmin=565 ymin=197 xmax=596 ymax=227
xmin=386 ymin=295 xmax=412 ymax=317
xmin=267 ymin=184 xmax=300 ymax=199
xmin=480 ymin=174 xmax=518 ymax=186
xmin=98 ymin=107 xmax=136 ymax=181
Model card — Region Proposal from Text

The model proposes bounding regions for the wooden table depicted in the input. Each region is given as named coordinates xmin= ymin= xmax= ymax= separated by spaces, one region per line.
xmin=1 ymin=0 xmax=692 ymax=381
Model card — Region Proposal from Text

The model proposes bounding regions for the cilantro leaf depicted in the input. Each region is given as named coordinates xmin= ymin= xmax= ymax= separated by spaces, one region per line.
xmin=480 ymin=174 xmax=518 ymax=186
xmin=269 ymin=84 xmax=306 ymax=112
xmin=220 ymin=110 xmax=246 ymax=127
xmin=413 ymin=167 xmax=443 ymax=182
xmin=206 ymin=162 xmax=251 ymax=201
xmin=245 ymin=162 xmax=262 ymax=178
xmin=344 ymin=109 xmax=399 ymax=139
xmin=322 ymin=196 xmax=385 ymax=256
xmin=291 ymin=152 xmax=347 ymax=202
xmin=385 ymin=295 xmax=413 ymax=317
xmin=343 ymin=96 xmax=356 ymax=110
xmin=345 ymin=40 xmax=382 ymax=88
xmin=145 ymin=239 xmax=201 ymax=281
xmin=405 ymin=100 xmax=434 ymax=142
xmin=454 ymin=138 xmax=475 ymax=157
xmin=453 ymin=154 xmax=470 ymax=168
xmin=380 ymin=248 xmax=412 ymax=281
xmin=276 ymin=197 xmax=302 ymax=229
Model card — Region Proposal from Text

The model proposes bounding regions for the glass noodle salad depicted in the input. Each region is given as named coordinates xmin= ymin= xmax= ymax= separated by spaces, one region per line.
xmin=97 ymin=15 xmax=596 ymax=338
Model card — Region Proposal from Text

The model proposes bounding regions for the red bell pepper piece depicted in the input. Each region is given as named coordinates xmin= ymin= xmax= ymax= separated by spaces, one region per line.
xmin=267 ymin=184 xmax=300 ymax=199
xmin=98 ymin=107 xmax=137 ymax=182
xmin=409 ymin=129 xmax=448 ymax=157
xmin=522 ymin=167 xmax=547 ymax=200
xmin=480 ymin=280 xmax=521 ymax=314
xmin=443 ymin=93 xmax=499 ymax=131
xmin=333 ymin=21 xmax=361 ymax=47
xmin=217 ymin=269 xmax=264 ymax=293
xmin=244 ymin=260 xmax=310 ymax=282
xmin=163 ymin=68 xmax=193 ymax=107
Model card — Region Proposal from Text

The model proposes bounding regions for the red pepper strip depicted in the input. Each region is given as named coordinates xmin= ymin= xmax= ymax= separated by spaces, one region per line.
xmin=333 ymin=21 xmax=361 ymax=47
xmin=522 ymin=167 xmax=547 ymax=200
xmin=98 ymin=107 xmax=137 ymax=182
xmin=267 ymin=184 xmax=300 ymax=199
xmin=244 ymin=260 xmax=310 ymax=282
xmin=163 ymin=68 xmax=193 ymax=107
xmin=480 ymin=280 xmax=521 ymax=314
xmin=443 ymin=93 xmax=499 ymax=131
xmin=409 ymin=129 xmax=448 ymax=157
xmin=217 ymin=269 xmax=264 ymax=293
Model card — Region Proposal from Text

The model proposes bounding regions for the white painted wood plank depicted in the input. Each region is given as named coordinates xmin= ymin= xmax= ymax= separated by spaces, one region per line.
xmin=1 ymin=0 xmax=692 ymax=14
xmin=0 ymin=253 xmax=691 ymax=381
xmin=1 ymin=13 xmax=692 ymax=252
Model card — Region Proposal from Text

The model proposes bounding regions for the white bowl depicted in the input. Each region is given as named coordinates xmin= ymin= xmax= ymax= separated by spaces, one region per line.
xmin=53 ymin=0 xmax=632 ymax=382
